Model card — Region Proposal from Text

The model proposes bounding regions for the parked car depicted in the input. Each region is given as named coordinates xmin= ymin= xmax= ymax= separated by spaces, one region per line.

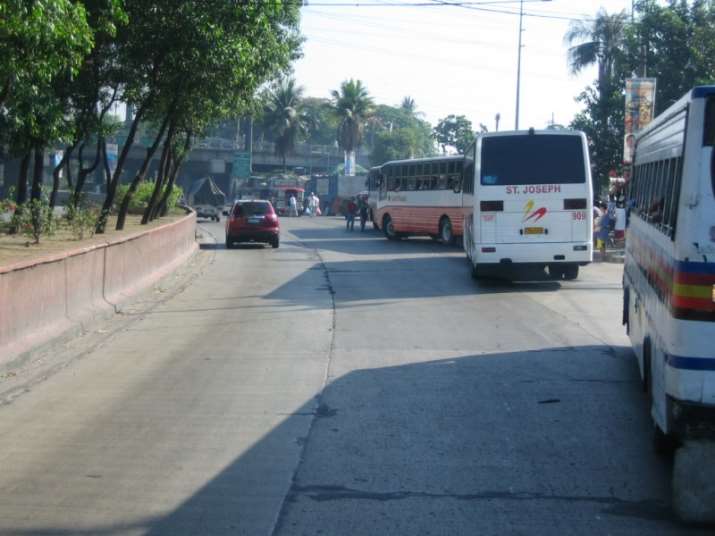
xmin=225 ymin=200 xmax=280 ymax=249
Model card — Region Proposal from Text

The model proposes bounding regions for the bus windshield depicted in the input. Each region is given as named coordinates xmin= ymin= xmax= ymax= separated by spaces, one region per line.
xmin=481 ymin=135 xmax=586 ymax=185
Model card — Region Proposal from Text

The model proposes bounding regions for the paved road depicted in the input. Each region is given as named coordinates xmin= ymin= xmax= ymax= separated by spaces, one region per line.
xmin=0 ymin=216 xmax=708 ymax=535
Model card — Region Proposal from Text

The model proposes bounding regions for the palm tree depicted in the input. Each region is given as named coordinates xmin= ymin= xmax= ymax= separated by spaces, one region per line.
xmin=565 ymin=9 xmax=629 ymax=95
xmin=400 ymin=96 xmax=417 ymax=115
xmin=330 ymin=79 xmax=374 ymax=176
xmin=262 ymin=78 xmax=309 ymax=172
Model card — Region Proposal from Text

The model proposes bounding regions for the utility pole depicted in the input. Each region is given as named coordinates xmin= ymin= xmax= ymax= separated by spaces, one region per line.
xmin=514 ymin=0 xmax=551 ymax=131
xmin=515 ymin=0 xmax=524 ymax=130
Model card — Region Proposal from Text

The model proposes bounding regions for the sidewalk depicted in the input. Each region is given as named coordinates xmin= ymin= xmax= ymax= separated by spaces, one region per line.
xmin=594 ymin=247 xmax=625 ymax=264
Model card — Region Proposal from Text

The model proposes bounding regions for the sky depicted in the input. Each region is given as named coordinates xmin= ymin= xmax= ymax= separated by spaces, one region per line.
xmin=293 ymin=0 xmax=635 ymax=132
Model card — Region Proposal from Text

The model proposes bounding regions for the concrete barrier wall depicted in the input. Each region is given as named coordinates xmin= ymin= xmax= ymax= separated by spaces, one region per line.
xmin=0 ymin=213 xmax=197 ymax=362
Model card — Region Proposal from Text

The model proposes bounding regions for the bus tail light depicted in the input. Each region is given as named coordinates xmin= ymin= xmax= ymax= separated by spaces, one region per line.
xmin=481 ymin=247 xmax=496 ymax=253
xmin=573 ymin=245 xmax=588 ymax=251
xmin=710 ymin=226 xmax=715 ymax=242
xmin=480 ymin=201 xmax=503 ymax=212
xmin=564 ymin=198 xmax=587 ymax=210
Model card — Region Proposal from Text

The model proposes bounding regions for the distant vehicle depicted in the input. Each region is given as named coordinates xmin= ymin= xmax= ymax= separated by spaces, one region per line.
xmin=623 ymin=86 xmax=715 ymax=518
xmin=225 ymin=200 xmax=280 ymax=249
xmin=372 ymin=156 xmax=466 ymax=243
xmin=463 ymin=129 xmax=593 ymax=280
xmin=272 ymin=185 xmax=305 ymax=216
xmin=187 ymin=177 xmax=226 ymax=221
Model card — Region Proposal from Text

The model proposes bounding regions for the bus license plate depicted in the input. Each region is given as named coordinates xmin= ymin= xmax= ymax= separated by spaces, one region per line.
xmin=524 ymin=227 xmax=544 ymax=235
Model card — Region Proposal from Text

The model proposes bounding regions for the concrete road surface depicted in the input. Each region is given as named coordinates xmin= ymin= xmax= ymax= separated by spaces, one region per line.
xmin=0 ymin=216 xmax=708 ymax=535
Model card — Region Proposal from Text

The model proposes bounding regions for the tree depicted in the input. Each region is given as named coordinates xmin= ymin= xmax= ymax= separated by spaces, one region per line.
xmin=368 ymin=103 xmax=435 ymax=164
xmin=302 ymin=97 xmax=339 ymax=146
xmin=0 ymin=0 xmax=92 ymax=112
xmin=624 ymin=0 xmax=715 ymax=114
xmin=565 ymin=9 xmax=629 ymax=97
xmin=565 ymin=9 xmax=628 ymax=191
xmin=0 ymin=1 xmax=94 ymax=234
xmin=400 ymin=96 xmax=417 ymax=115
xmin=331 ymin=79 xmax=374 ymax=176
xmin=105 ymin=0 xmax=302 ymax=231
xmin=570 ymin=84 xmax=624 ymax=195
xmin=433 ymin=115 xmax=475 ymax=154
xmin=262 ymin=78 xmax=310 ymax=172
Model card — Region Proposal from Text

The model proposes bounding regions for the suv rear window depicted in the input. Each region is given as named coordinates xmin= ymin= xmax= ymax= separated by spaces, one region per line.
xmin=481 ymin=134 xmax=586 ymax=185
xmin=234 ymin=202 xmax=271 ymax=217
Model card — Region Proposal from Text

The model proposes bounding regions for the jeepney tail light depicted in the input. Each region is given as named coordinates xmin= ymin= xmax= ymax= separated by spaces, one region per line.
xmin=712 ymin=285 xmax=715 ymax=303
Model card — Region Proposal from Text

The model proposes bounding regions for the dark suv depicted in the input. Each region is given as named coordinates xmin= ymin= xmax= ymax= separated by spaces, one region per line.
xmin=225 ymin=200 xmax=280 ymax=249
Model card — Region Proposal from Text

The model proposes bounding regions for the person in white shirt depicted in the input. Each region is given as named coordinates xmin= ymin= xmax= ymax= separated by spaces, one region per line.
xmin=289 ymin=194 xmax=298 ymax=217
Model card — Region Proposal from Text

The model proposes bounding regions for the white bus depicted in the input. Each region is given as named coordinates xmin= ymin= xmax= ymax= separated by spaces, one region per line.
xmin=623 ymin=87 xmax=715 ymax=500
xmin=373 ymin=156 xmax=466 ymax=243
xmin=463 ymin=129 xmax=593 ymax=280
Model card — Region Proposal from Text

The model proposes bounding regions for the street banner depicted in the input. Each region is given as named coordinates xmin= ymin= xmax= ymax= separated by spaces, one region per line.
xmin=624 ymin=78 xmax=657 ymax=164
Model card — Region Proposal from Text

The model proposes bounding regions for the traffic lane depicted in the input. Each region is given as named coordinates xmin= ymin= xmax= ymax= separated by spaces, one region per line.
xmin=272 ymin=217 xmax=702 ymax=534
xmin=0 ymin=220 xmax=333 ymax=535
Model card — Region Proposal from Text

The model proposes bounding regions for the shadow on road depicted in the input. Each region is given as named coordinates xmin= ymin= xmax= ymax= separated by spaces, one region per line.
xmin=264 ymin=256 xmax=562 ymax=308
xmin=137 ymin=345 xmax=698 ymax=534
xmin=5 ymin=346 xmax=704 ymax=535
xmin=6 ymin=346 xmax=694 ymax=535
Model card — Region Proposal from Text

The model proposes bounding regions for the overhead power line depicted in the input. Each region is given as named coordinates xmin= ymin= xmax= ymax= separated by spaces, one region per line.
xmin=303 ymin=0 xmax=595 ymax=21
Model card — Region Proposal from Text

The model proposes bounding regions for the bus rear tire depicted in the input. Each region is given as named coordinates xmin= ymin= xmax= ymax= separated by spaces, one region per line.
xmin=563 ymin=265 xmax=579 ymax=280
xmin=549 ymin=264 xmax=565 ymax=279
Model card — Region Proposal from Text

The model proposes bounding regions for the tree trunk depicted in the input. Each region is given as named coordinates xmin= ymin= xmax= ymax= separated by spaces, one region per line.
xmin=15 ymin=151 xmax=30 ymax=205
xmin=101 ymin=138 xmax=111 ymax=191
xmin=116 ymin=113 xmax=170 ymax=231
xmin=49 ymin=143 xmax=77 ymax=209
xmin=72 ymin=137 xmax=102 ymax=210
xmin=30 ymin=145 xmax=45 ymax=201
xmin=10 ymin=151 xmax=31 ymax=234
xmin=149 ymin=139 xmax=174 ymax=221
xmin=96 ymin=101 xmax=148 ymax=234
xmin=158 ymin=132 xmax=192 ymax=217
xmin=142 ymin=118 xmax=176 ymax=224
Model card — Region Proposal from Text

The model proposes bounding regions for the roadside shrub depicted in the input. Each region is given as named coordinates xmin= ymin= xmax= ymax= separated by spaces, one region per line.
xmin=13 ymin=198 xmax=57 ymax=244
xmin=115 ymin=182 xmax=184 ymax=215
xmin=115 ymin=181 xmax=155 ymax=214
xmin=65 ymin=204 xmax=98 ymax=240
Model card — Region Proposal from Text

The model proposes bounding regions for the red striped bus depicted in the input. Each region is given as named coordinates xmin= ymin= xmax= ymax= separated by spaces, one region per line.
xmin=372 ymin=156 xmax=466 ymax=243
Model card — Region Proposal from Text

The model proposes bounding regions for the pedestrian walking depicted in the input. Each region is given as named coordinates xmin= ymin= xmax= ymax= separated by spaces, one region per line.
xmin=346 ymin=198 xmax=357 ymax=231
xmin=596 ymin=205 xmax=611 ymax=258
xmin=614 ymin=204 xmax=626 ymax=243
xmin=289 ymin=194 xmax=298 ymax=217
xmin=359 ymin=198 xmax=369 ymax=232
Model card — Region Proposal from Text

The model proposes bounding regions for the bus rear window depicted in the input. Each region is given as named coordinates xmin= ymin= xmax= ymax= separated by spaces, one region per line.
xmin=481 ymin=135 xmax=586 ymax=185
